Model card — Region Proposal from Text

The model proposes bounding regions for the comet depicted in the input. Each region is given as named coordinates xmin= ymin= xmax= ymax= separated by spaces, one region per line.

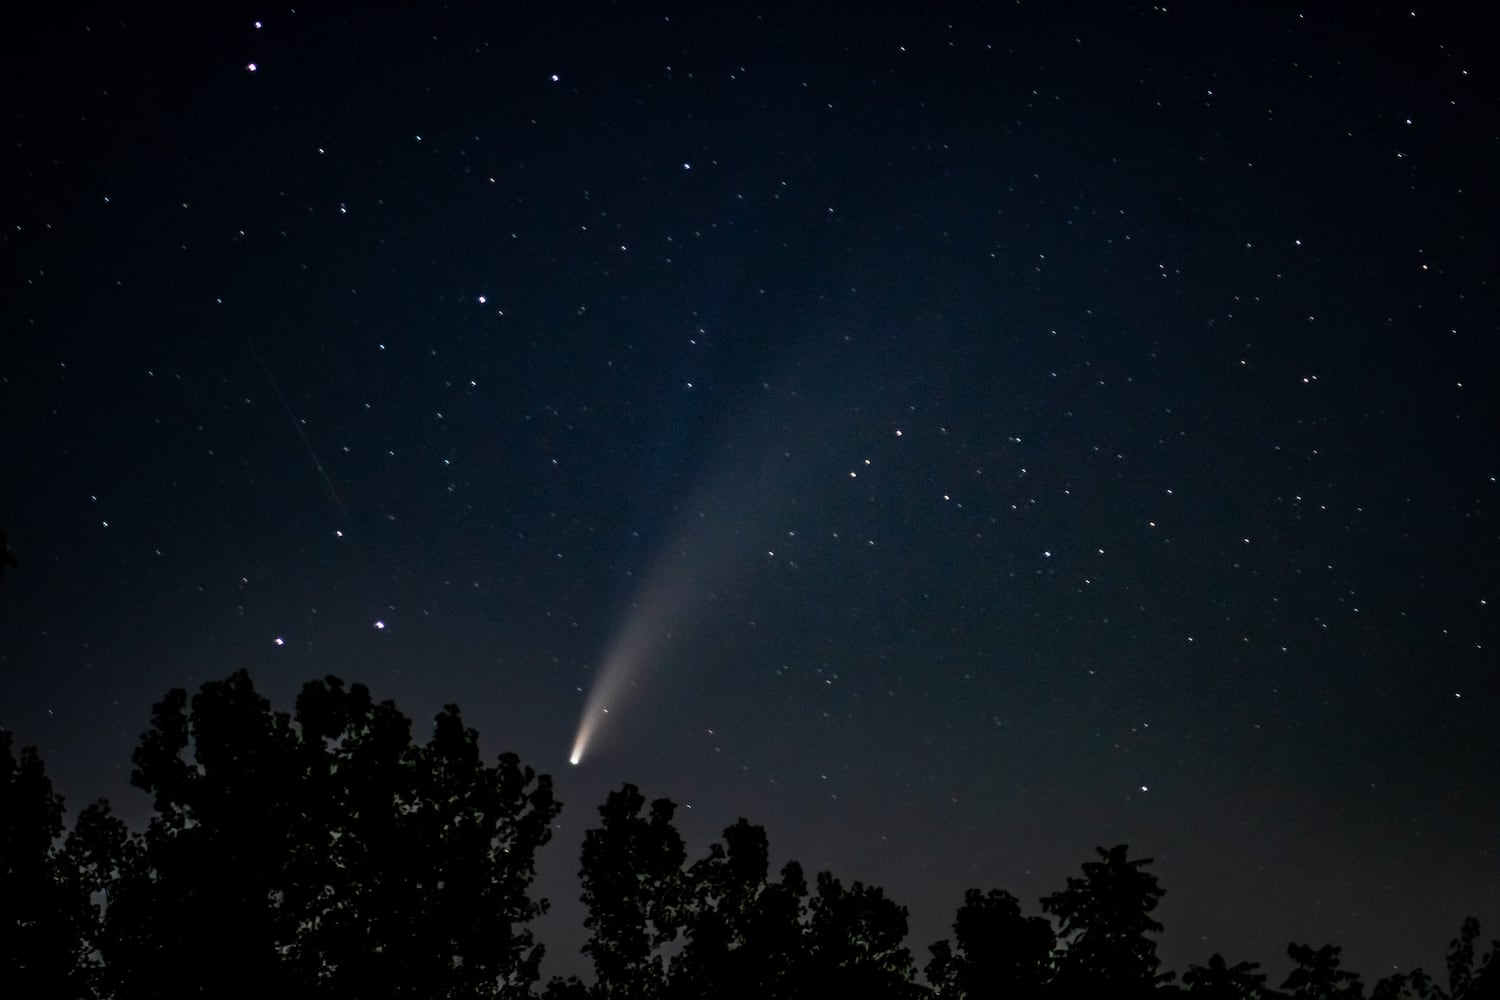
xmin=566 ymin=438 xmax=793 ymax=765
xmin=567 ymin=340 xmax=873 ymax=765
xmin=568 ymin=559 xmax=692 ymax=765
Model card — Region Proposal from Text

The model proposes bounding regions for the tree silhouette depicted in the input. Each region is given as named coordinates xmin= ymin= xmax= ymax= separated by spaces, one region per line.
xmin=1338 ymin=918 xmax=1500 ymax=1000
xmin=1182 ymin=952 xmax=1269 ymax=999
xmin=1 ymin=731 xmax=94 ymax=994
xmin=801 ymin=870 xmax=918 ymax=999
xmin=672 ymin=817 xmax=810 ymax=1000
xmin=925 ymin=887 xmax=1055 ymax=999
xmin=1445 ymin=918 xmax=1500 ymax=1000
xmin=1371 ymin=967 xmax=1442 ymax=1000
xmin=1283 ymin=943 xmax=1365 ymax=1000
xmin=576 ymin=789 xmax=920 ymax=1000
xmin=61 ymin=798 xmax=136 ymax=997
xmin=1041 ymin=843 xmax=1170 ymax=997
xmin=88 ymin=670 xmax=559 ymax=999
xmin=8 ymin=669 xmax=1498 ymax=999
xmin=579 ymin=784 xmax=688 ymax=999
xmin=541 ymin=976 xmax=594 ymax=1000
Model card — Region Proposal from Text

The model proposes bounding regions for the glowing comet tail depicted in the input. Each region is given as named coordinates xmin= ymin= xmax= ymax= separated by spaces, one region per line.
xmin=569 ymin=359 xmax=845 ymax=765
xmin=569 ymin=507 xmax=743 ymax=766
xmin=568 ymin=593 xmax=666 ymax=765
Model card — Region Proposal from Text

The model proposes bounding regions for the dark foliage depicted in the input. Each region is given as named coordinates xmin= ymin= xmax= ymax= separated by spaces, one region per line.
xmin=1283 ymin=942 xmax=1366 ymax=1000
xmin=578 ymin=799 xmax=917 ymax=1000
xmin=1446 ymin=917 xmax=1500 ymax=1000
xmin=1 ymin=730 xmax=95 ymax=995
xmin=3 ymin=672 xmax=1496 ymax=1000
xmin=1181 ymin=952 xmax=1268 ymax=999
xmin=578 ymin=784 xmax=687 ymax=999
xmin=671 ymin=818 xmax=809 ymax=999
xmin=53 ymin=671 xmax=558 ymax=999
xmin=926 ymin=887 xmax=1055 ymax=998
xmin=1041 ymin=843 xmax=1171 ymax=997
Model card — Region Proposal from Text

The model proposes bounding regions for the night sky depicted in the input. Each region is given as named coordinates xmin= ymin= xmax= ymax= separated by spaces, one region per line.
xmin=3 ymin=1 xmax=1496 ymax=983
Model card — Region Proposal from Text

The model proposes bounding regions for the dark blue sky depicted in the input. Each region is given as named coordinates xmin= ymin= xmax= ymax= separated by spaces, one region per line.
xmin=3 ymin=1 xmax=1496 ymax=982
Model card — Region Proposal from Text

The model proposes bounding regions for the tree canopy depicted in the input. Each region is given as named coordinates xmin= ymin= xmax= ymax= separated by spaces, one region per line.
xmin=4 ymin=670 xmax=1497 ymax=1000
xmin=16 ymin=670 xmax=560 ymax=999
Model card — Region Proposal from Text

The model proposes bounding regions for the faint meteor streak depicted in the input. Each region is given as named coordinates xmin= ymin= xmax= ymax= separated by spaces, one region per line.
xmin=245 ymin=334 xmax=351 ymax=520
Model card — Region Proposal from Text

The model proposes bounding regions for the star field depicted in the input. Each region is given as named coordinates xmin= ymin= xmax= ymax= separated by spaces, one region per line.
xmin=2 ymin=1 xmax=1496 ymax=983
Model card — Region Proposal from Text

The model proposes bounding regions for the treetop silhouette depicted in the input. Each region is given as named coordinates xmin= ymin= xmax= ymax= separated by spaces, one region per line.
xmin=5 ymin=671 xmax=1497 ymax=1000
xmin=65 ymin=670 xmax=558 ymax=999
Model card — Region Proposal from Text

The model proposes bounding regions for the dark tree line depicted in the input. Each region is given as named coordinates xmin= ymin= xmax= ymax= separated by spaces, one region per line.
xmin=5 ymin=672 xmax=557 ymax=999
xmin=3 ymin=672 xmax=1497 ymax=999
